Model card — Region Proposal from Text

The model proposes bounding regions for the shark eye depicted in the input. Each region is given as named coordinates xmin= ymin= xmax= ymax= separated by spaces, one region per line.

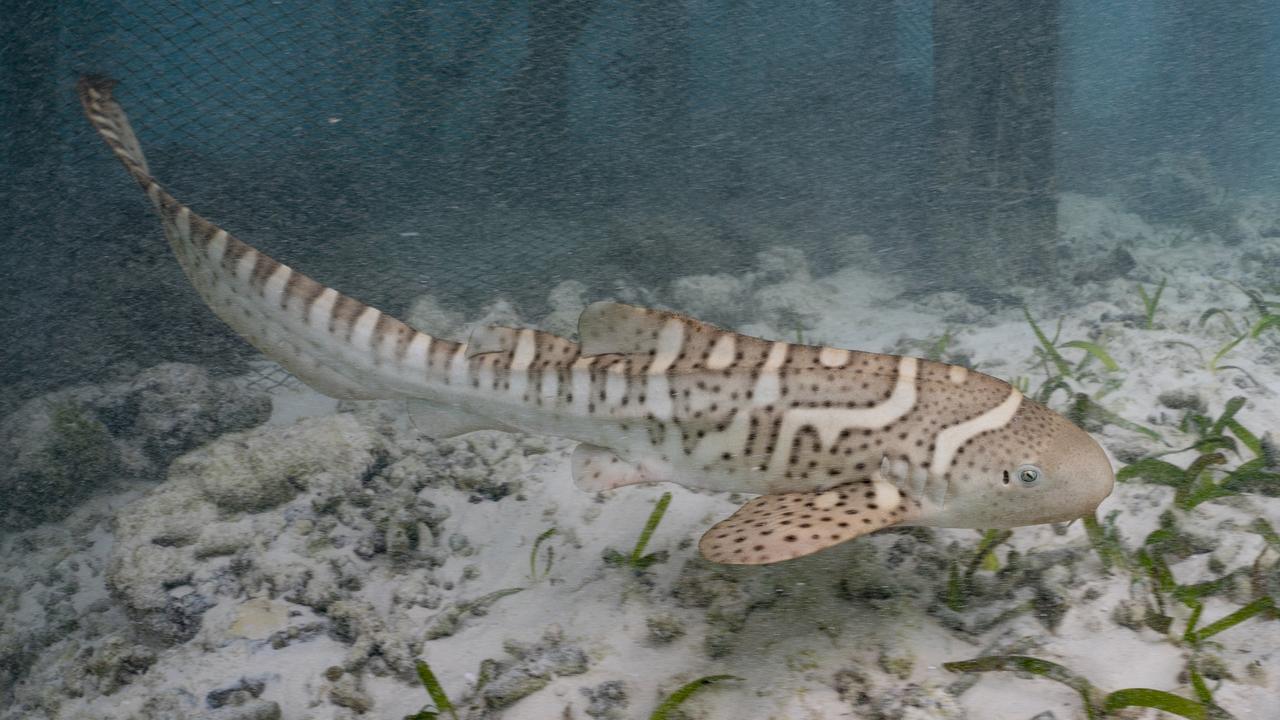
xmin=1016 ymin=465 xmax=1043 ymax=487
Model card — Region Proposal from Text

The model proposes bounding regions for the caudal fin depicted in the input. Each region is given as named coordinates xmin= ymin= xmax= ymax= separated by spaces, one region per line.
xmin=77 ymin=76 xmax=459 ymax=400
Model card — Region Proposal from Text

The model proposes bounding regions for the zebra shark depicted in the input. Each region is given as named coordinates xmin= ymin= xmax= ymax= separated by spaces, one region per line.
xmin=79 ymin=76 xmax=1114 ymax=565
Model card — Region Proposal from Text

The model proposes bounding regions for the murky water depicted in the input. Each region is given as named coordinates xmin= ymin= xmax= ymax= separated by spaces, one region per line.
xmin=3 ymin=3 xmax=1279 ymax=719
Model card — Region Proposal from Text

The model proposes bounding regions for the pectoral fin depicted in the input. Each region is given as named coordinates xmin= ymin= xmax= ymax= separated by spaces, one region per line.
xmin=571 ymin=444 xmax=670 ymax=492
xmin=699 ymin=479 xmax=922 ymax=565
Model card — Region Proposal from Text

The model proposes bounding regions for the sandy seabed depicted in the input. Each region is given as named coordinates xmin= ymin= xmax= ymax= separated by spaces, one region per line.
xmin=2 ymin=193 xmax=1279 ymax=720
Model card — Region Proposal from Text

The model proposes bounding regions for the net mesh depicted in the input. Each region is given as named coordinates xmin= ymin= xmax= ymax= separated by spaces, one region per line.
xmin=2 ymin=0 xmax=931 ymax=402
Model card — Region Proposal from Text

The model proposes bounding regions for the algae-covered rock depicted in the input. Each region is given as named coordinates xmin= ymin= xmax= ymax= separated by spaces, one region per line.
xmin=671 ymin=558 xmax=780 ymax=658
xmin=645 ymin=614 xmax=686 ymax=644
xmin=108 ymin=414 xmax=382 ymax=642
xmin=82 ymin=636 xmax=157 ymax=696
xmin=0 ymin=400 xmax=121 ymax=528
xmin=176 ymin=412 xmax=383 ymax=513
xmin=474 ymin=626 xmax=590 ymax=711
xmin=482 ymin=667 xmax=551 ymax=710
xmin=206 ymin=676 xmax=267 ymax=708
xmin=0 ymin=362 xmax=270 ymax=529
xmin=326 ymin=599 xmax=417 ymax=677
xmin=854 ymin=678 xmax=966 ymax=720
xmin=581 ymin=680 xmax=629 ymax=719
xmin=328 ymin=672 xmax=374 ymax=713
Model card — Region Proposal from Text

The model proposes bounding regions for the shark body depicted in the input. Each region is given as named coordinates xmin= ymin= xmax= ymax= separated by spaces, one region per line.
xmin=79 ymin=77 xmax=1114 ymax=564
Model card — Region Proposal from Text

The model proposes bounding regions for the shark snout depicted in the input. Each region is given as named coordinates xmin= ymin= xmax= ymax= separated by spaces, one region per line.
xmin=1046 ymin=424 xmax=1116 ymax=520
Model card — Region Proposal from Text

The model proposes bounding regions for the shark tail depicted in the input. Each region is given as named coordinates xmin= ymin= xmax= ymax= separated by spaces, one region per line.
xmin=78 ymin=76 xmax=460 ymax=401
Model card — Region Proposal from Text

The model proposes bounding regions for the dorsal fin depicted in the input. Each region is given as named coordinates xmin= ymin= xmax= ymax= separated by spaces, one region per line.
xmin=466 ymin=325 xmax=522 ymax=358
xmin=577 ymin=301 xmax=774 ymax=360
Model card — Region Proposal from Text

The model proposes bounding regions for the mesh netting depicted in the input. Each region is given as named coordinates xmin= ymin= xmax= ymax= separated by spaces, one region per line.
xmin=3 ymin=1 xmax=932 ymax=403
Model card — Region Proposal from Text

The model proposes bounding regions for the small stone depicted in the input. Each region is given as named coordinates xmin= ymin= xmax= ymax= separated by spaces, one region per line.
xmin=543 ymin=644 xmax=589 ymax=677
xmin=1193 ymin=654 xmax=1234 ymax=682
xmin=581 ymin=680 xmax=629 ymax=719
xmin=876 ymin=645 xmax=915 ymax=680
xmin=1157 ymin=389 xmax=1208 ymax=414
xmin=870 ymin=682 xmax=965 ymax=720
xmin=1261 ymin=432 xmax=1279 ymax=469
xmin=206 ymin=677 xmax=266 ymax=708
xmin=448 ymin=533 xmax=469 ymax=553
xmin=386 ymin=523 xmax=411 ymax=564
xmin=328 ymin=674 xmax=373 ymax=713
xmin=482 ymin=667 xmax=550 ymax=709
xmin=645 ymin=614 xmax=686 ymax=644
xmin=83 ymin=637 xmax=157 ymax=695
xmin=1111 ymin=600 xmax=1145 ymax=631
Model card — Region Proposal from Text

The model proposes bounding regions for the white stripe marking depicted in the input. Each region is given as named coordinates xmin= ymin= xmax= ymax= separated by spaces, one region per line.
xmin=819 ymin=347 xmax=850 ymax=367
xmin=571 ymin=356 xmax=596 ymax=414
xmin=309 ymin=289 xmax=338 ymax=331
xmin=207 ymin=229 xmax=229 ymax=265
xmin=648 ymin=320 xmax=684 ymax=374
xmin=705 ymin=334 xmax=737 ymax=370
xmin=949 ymin=365 xmax=968 ymax=385
xmin=763 ymin=342 xmax=789 ymax=371
xmin=351 ymin=307 xmax=380 ymax=352
xmin=752 ymin=342 xmax=790 ymax=405
xmin=406 ymin=333 xmax=432 ymax=372
xmin=175 ymin=206 xmax=191 ymax=241
xmin=376 ymin=325 xmax=400 ymax=365
xmin=235 ymin=249 xmax=258 ymax=283
xmin=508 ymin=330 xmax=537 ymax=397
xmin=769 ymin=357 xmax=918 ymax=471
xmin=932 ymin=386 xmax=1023 ymax=475
xmin=510 ymin=329 xmax=537 ymax=371
xmin=263 ymin=265 xmax=292 ymax=309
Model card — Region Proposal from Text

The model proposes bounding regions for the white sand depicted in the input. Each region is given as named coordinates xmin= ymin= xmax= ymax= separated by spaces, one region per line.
xmin=2 ymin=193 xmax=1278 ymax=720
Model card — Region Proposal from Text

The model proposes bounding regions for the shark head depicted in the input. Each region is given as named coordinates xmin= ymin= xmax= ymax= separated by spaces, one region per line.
xmin=930 ymin=397 xmax=1116 ymax=529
